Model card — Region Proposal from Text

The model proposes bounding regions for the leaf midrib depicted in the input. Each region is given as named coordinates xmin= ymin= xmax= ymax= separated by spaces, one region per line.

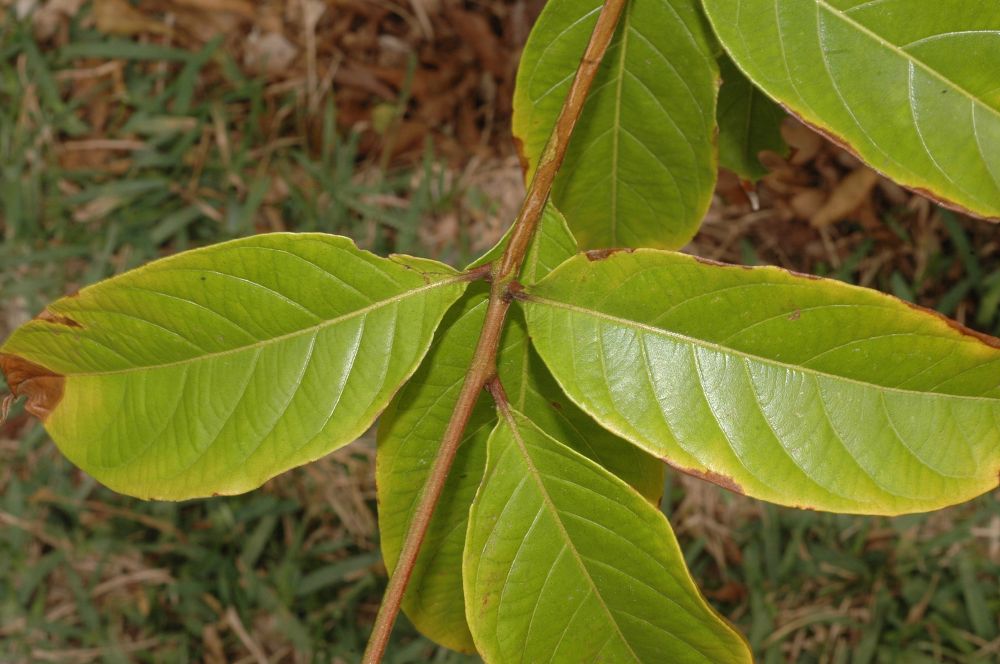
xmin=52 ymin=276 xmax=464 ymax=378
xmin=818 ymin=0 xmax=1000 ymax=121
xmin=523 ymin=294 xmax=1000 ymax=404
xmin=607 ymin=4 xmax=630 ymax=246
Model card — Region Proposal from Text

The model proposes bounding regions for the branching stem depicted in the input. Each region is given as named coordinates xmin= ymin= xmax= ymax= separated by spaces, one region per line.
xmin=361 ymin=2 xmax=627 ymax=661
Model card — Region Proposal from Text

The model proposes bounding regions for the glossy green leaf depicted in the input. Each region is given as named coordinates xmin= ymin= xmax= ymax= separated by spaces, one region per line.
xmin=513 ymin=0 xmax=719 ymax=248
xmin=522 ymin=249 xmax=1000 ymax=515
xmin=717 ymin=56 xmax=788 ymax=181
xmin=0 ymin=234 xmax=468 ymax=500
xmin=702 ymin=0 xmax=1000 ymax=220
xmin=464 ymin=408 xmax=751 ymax=663
xmin=377 ymin=209 xmax=663 ymax=651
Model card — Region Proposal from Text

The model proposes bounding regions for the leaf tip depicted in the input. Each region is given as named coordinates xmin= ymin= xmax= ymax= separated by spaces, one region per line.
xmin=0 ymin=354 xmax=65 ymax=422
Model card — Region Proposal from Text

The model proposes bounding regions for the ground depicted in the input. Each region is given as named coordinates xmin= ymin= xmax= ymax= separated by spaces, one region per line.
xmin=0 ymin=1 xmax=998 ymax=662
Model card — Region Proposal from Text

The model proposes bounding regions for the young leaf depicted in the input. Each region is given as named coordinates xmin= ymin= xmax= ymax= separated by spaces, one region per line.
xmin=717 ymin=56 xmax=788 ymax=181
xmin=513 ymin=0 xmax=719 ymax=249
xmin=521 ymin=249 xmax=1000 ymax=516
xmin=377 ymin=209 xmax=663 ymax=651
xmin=702 ymin=0 xmax=1000 ymax=221
xmin=0 ymin=234 xmax=468 ymax=500
xmin=464 ymin=408 xmax=751 ymax=663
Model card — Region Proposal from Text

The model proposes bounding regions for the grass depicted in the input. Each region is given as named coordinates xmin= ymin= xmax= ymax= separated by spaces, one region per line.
xmin=1 ymin=4 xmax=998 ymax=663
xmin=0 ymin=427 xmax=474 ymax=663
xmin=0 ymin=7 xmax=498 ymax=316
xmin=668 ymin=477 xmax=1000 ymax=663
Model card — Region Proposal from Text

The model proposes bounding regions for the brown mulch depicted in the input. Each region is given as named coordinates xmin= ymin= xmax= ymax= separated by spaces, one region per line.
xmin=44 ymin=0 xmax=545 ymax=164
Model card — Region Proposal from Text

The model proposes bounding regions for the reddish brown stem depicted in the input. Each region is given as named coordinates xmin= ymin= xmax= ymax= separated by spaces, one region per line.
xmin=361 ymin=2 xmax=627 ymax=661
xmin=497 ymin=1 xmax=626 ymax=283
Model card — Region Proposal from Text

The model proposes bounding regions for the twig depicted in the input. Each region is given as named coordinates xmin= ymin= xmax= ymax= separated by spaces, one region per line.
xmin=361 ymin=1 xmax=629 ymax=661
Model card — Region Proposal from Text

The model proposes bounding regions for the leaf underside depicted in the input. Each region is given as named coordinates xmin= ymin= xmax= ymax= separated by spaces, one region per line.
xmin=513 ymin=0 xmax=719 ymax=249
xmin=464 ymin=408 xmax=751 ymax=663
xmin=523 ymin=250 xmax=1000 ymax=516
xmin=0 ymin=234 xmax=467 ymax=500
xmin=702 ymin=0 xmax=1000 ymax=220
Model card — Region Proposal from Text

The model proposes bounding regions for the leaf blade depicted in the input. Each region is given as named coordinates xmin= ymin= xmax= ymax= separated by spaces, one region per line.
xmin=376 ymin=290 xmax=493 ymax=653
xmin=522 ymin=250 xmax=1000 ymax=515
xmin=513 ymin=0 xmax=720 ymax=248
xmin=464 ymin=408 xmax=750 ymax=663
xmin=717 ymin=56 xmax=788 ymax=181
xmin=1 ymin=233 xmax=468 ymax=500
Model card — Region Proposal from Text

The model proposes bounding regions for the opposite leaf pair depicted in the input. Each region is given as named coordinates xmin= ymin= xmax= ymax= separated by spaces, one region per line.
xmin=0 ymin=206 xmax=751 ymax=660
xmin=4 ymin=199 xmax=1000 ymax=663
xmin=377 ymin=201 xmax=1000 ymax=658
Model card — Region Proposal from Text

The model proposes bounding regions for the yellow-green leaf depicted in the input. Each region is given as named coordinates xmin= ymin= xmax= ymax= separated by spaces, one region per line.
xmin=0 ymin=234 xmax=468 ymax=500
xmin=522 ymin=249 xmax=1000 ymax=515
xmin=464 ymin=408 xmax=751 ymax=663
xmin=513 ymin=0 xmax=719 ymax=248
xmin=702 ymin=0 xmax=1000 ymax=220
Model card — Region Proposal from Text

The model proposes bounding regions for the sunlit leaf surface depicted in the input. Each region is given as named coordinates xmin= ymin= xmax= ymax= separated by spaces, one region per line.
xmin=523 ymin=249 xmax=1000 ymax=515
xmin=376 ymin=208 xmax=663 ymax=650
xmin=464 ymin=408 xmax=751 ymax=663
xmin=0 ymin=234 xmax=468 ymax=500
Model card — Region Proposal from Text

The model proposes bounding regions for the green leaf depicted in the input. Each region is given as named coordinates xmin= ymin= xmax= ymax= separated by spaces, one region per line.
xmin=513 ymin=0 xmax=719 ymax=249
xmin=464 ymin=408 xmax=751 ymax=663
xmin=702 ymin=0 xmax=1000 ymax=221
xmin=377 ymin=210 xmax=663 ymax=651
xmin=0 ymin=234 xmax=468 ymax=500
xmin=717 ymin=56 xmax=788 ymax=181
xmin=522 ymin=249 xmax=1000 ymax=515
xmin=376 ymin=290 xmax=493 ymax=653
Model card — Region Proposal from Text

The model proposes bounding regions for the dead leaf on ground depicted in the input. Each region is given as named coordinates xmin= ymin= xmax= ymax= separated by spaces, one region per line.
xmin=93 ymin=0 xmax=171 ymax=36
xmin=811 ymin=167 xmax=880 ymax=228
xmin=244 ymin=31 xmax=298 ymax=75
